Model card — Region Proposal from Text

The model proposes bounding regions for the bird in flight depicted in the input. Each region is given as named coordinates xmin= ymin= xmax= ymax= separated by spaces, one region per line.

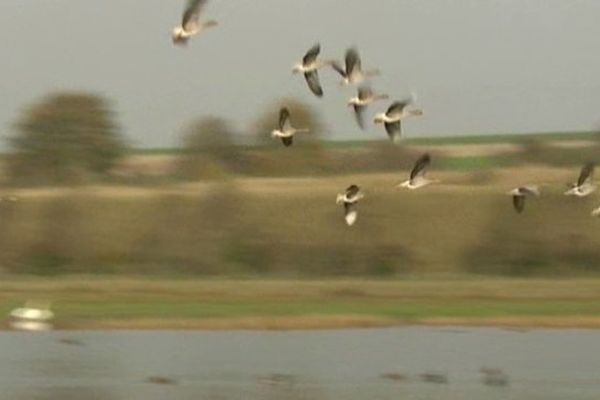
xmin=292 ymin=44 xmax=332 ymax=98
xmin=330 ymin=47 xmax=380 ymax=86
xmin=508 ymin=186 xmax=540 ymax=213
xmin=374 ymin=98 xmax=423 ymax=142
xmin=565 ymin=162 xmax=595 ymax=197
xmin=271 ymin=108 xmax=309 ymax=147
xmin=172 ymin=0 xmax=218 ymax=46
xmin=348 ymin=85 xmax=389 ymax=129
xmin=336 ymin=185 xmax=365 ymax=226
xmin=398 ymin=153 xmax=439 ymax=189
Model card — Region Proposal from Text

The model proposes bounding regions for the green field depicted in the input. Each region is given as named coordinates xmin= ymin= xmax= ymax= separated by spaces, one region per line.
xmin=4 ymin=278 xmax=600 ymax=330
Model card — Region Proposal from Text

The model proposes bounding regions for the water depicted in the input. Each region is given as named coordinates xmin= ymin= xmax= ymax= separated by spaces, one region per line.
xmin=2 ymin=327 xmax=600 ymax=399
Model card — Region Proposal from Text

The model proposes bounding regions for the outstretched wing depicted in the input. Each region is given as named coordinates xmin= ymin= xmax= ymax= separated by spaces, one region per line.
xmin=345 ymin=48 xmax=361 ymax=77
xmin=281 ymin=136 xmax=294 ymax=147
xmin=330 ymin=61 xmax=346 ymax=78
xmin=410 ymin=153 xmax=431 ymax=180
xmin=303 ymin=43 xmax=321 ymax=66
xmin=279 ymin=107 xmax=291 ymax=131
xmin=357 ymin=85 xmax=373 ymax=101
xmin=386 ymin=100 xmax=410 ymax=118
xmin=578 ymin=162 xmax=595 ymax=186
xmin=385 ymin=121 xmax=401 ymax=141
xmin=304 ymin=71 xmax=323 ymax=97
xmin=182 ymin=0 xmax=208 ymax=30
xmin=353 ymin=104 xmax=366 ymax=129
xmin=512 ymin=195 xmax=525 ymax=213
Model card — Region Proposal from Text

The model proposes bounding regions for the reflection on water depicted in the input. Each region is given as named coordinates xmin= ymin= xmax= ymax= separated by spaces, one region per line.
xmin=2 ymin=327 xmax=600 ymax=400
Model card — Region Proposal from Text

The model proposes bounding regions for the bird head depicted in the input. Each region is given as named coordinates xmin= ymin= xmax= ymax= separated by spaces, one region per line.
xmin=410 ymin=109 xmax=424 ymax=117
xmin=292 ymin=65 xmax=302 ymax=74
xmin=171 ymin=29 xmax=188 ymax=46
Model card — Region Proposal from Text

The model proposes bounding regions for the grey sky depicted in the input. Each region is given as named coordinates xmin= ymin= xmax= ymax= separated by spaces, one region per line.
xmin=1 ymin=0 xmax=600 ymax=148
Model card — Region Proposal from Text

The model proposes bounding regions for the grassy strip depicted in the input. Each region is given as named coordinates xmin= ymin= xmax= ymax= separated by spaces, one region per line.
xmin=3 ymin=278 xmax=600 ymax=330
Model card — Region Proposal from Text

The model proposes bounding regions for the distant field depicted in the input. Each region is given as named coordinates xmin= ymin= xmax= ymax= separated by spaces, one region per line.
xmin=3 ymin=278 xmax=600 ymax=330
xmin=131 ymin=130 xmax=598 ymax=154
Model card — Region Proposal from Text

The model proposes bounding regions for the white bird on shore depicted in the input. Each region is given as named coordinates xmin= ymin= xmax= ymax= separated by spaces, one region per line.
xmin=292 ymin=44 xmax=330 ymax=97
xmin=336 ymin=185 xmax=364 ymax=226
xmin=330 ymin=48 xmax=380 ymax=86
xmin=508 ymin=186 xmax=540 ymax=213
xmin=172 ymin=0 xmax=218 ymax=46
xmin=374 ymin=98 xmax=423 ymax=142
xmin=9 ymin=301 xmax=54 ymax=331
xmin=399 ymin=153 xmax=439 ymax=189
xmin=271 ymin=108 xmax=309 ymax=147
xmin=348 ymin=85 xmax=389 ymax=129
xmin=565 ymin=162 xmax=595 ymax=197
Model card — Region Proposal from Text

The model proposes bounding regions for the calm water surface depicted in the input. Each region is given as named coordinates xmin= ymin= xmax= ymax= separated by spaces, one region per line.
xmin=2 ymin=327 xmax=600 ymax=400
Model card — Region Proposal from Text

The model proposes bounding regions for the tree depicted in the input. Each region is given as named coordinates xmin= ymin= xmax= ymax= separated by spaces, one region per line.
xmin=177 ymin=116 xmax=239 ymax=180
xmin=8 ymin=92 xmax=126 ymax=184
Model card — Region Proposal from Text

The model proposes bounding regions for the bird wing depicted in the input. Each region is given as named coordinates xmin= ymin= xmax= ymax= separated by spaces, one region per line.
xmin=182 ymin=0 xmax=208 ymax=31
xmin=357 ymin=85 xmax=373 ymax=101
xmin=279 ymin=107 xmax=291 ymax=131
xmin=578 ymin=162 xmax=595 ymax=186
xmin=330 ymin=61 xmax=346 ymax=78
xmin=346 ymin=185 xmax=360 ymax=199
xmin=385 ymin=121 xmax=401 ymax=141
xmin=353 ymin=104 xmax=366 ymax=130
xmin=304 ymin=71 xmax=324 ymax=97
xmin=281 ymin=136 xmax=294 ymax=147
xmin=345 ymin=48 xmax=362 ymax=77
xmin=386 ymin=100 xmax=410 ymax=118
xmin=302 ymin=43 xmax=321 ymax=66
xmin=512 ymin=195 xmax=525 ymax=213
xmin=410 ymin=153 xmax=431 ymax=180
xmin=521 ymin=186 xmax=540 ymax=197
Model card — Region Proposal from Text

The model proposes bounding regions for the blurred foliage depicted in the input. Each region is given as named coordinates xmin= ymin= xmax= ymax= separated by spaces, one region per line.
xmin=8 ymin=92 xmax=126 ymax=185
xmin=465 ymin=194 xmax=600 ymax=276
xmin=177 ymin=117 xmax=239 ymax=180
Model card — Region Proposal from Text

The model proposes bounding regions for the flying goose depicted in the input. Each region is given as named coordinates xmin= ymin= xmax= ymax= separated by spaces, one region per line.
xmin=172 ymin=0 xmax=218 ymax=46
xmin=565 ymin=162 xmax=596 ymax=197
xmin=348 ymin=85 xmax=389 ymax=129
xmin=330 ymin=48 xmax=380 ymax=86
xmin=374 ymin=99 xmax=423 ymax=141
xmin=292 ymin=44 xmax=330 ymax=97
xmin=508 ymin=186 xmax=540 ymax=213
xmin=399 ymin=153 xmax=439 ymax=189
xmin=336 ymin=185 xmax=364 ymax=226
xmin=271 ymin=107 xmax=309 ymax=147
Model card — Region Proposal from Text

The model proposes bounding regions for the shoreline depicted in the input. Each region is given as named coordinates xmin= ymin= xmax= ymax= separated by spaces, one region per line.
xmin=7 ymin=316 xmax=600 ymax=332
xmin=4 ymin=277 xmax=600 ymax=331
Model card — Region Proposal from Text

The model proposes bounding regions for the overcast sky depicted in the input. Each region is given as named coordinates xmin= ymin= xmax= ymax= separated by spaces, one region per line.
xmin=1 ymin=0 xmax=600 ymax=148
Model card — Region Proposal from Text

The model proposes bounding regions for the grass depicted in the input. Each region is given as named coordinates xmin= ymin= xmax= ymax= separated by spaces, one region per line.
xmin=4 ymin=278 xmax=600 ymax=330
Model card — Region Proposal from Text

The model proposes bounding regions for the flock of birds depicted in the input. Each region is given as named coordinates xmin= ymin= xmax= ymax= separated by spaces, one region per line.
xmin=172 ymin=0 xmax=600 ymax=227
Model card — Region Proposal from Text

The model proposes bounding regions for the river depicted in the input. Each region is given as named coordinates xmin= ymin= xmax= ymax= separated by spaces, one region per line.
xmin=2 ymin=327 xmax=600 ymax=399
